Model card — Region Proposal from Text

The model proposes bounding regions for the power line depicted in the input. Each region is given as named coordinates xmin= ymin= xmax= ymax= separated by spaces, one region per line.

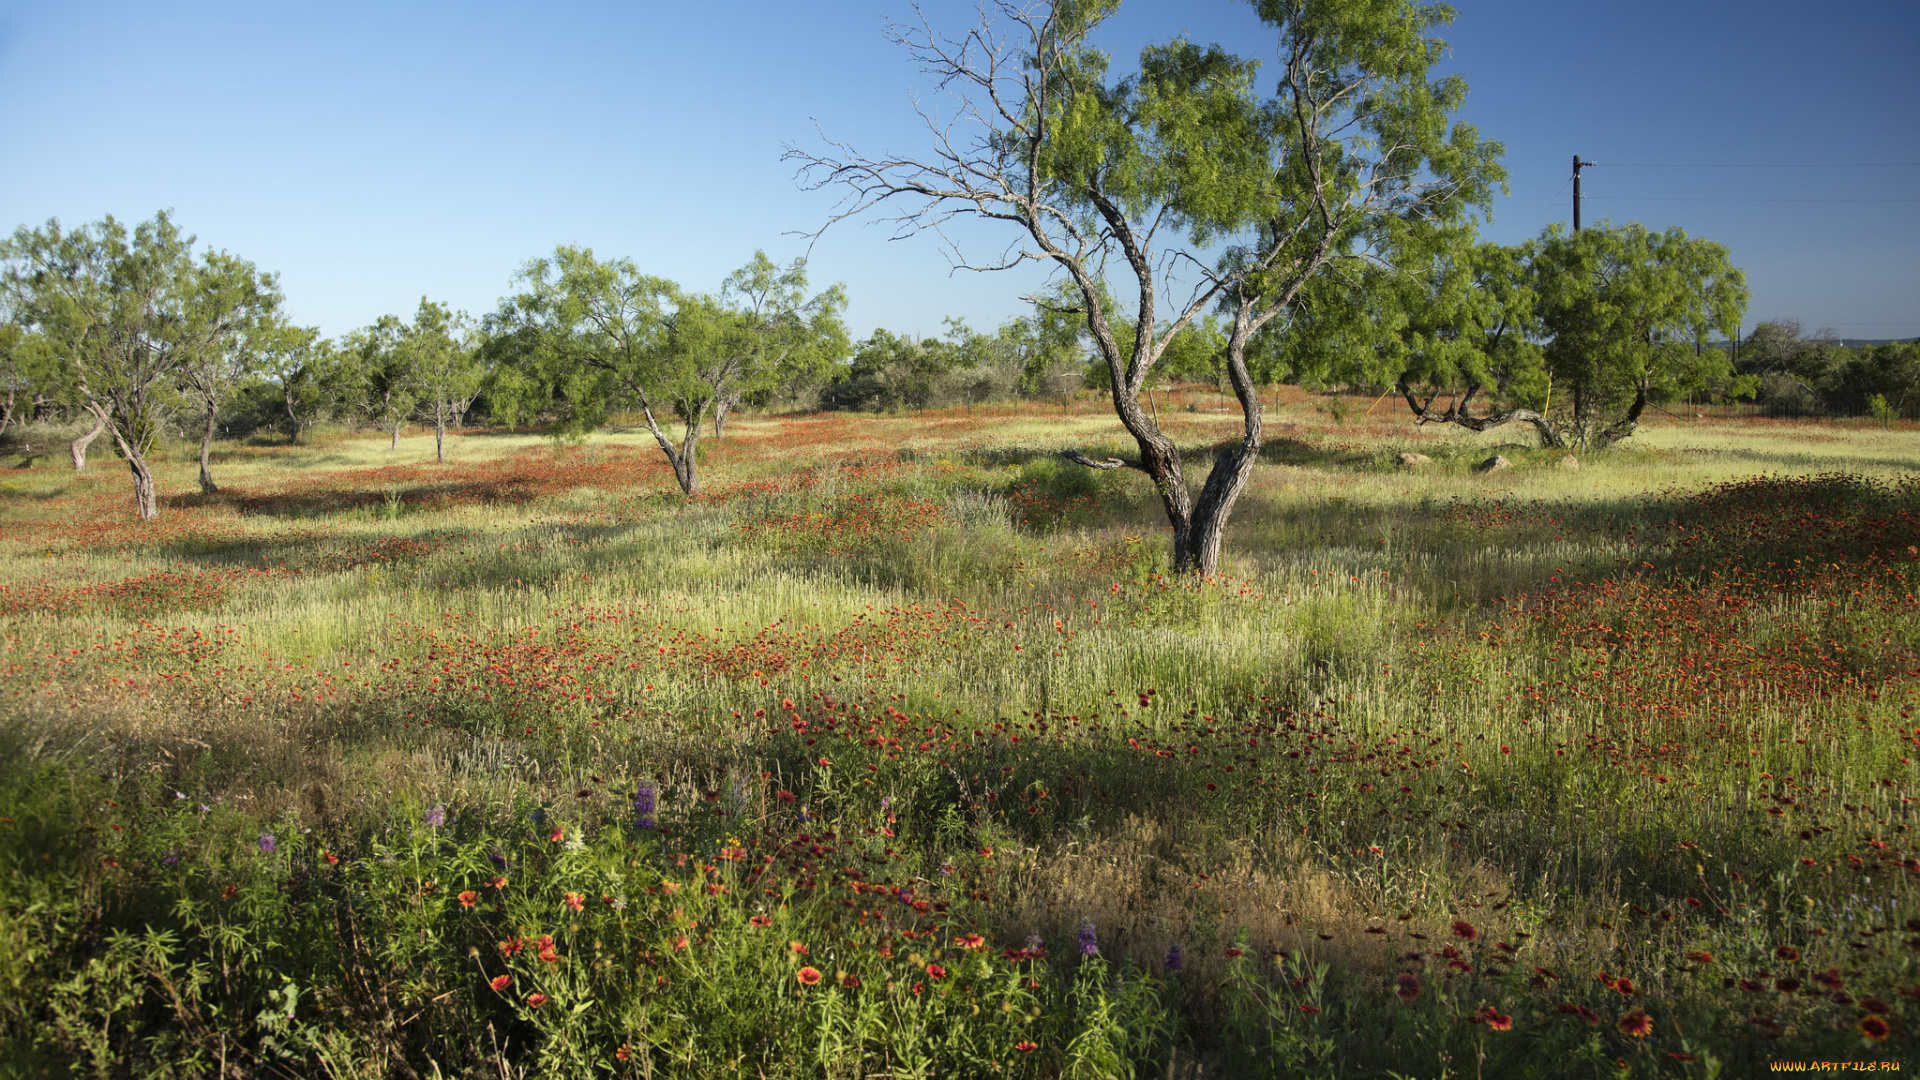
xmin=1587 ymin=195 xmax=1920 ymax=204
xmin=1597 ymin=162 xmax=1920 ymax=169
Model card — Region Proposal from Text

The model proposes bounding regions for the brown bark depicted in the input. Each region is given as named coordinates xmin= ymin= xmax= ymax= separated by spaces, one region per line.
xmin=198 ymin=406 xmax=219 ymax=494
xmin=1593 ymin=382 xmax=1649 ymax=448
xmin=713 ymin=393 xmax=736 ymax=439
xmin=71 ymin=410 xmax=106 ymax=470
xmin=109 ymin=423 xmax=158 ymax=520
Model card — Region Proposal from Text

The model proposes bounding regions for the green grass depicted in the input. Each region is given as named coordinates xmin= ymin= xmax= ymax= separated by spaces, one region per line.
xmin=0 ymin=396 xmax=1916 ymax=1077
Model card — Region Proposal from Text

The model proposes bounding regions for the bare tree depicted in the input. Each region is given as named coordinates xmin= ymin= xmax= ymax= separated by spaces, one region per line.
xmin=789 ymin=0 xmax=1502 ymax=573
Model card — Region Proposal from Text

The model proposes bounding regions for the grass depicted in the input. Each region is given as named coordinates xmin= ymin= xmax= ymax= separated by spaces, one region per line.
xmin=0 ymin=389 xmax=1916 ymax=1078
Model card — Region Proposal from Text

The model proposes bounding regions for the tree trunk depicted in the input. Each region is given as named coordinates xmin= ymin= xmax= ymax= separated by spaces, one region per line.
xmin=108 ymin=422 xmax=158 ymax=520
xmin=713 ymin=394 xmax=736 ymax=439
xmin=0 ymin=383 xmax=14 ymax=438
xmin=391 ymin=421 xmax=401 ymax=450
xmin=1397 ymin=382 xmax=1566 ymax=449
xmin=435 ymin=401 xmax=446 ymax=463
xmin=1594 ymin=383 xmax=1649 ymax=448
xmin=284 ymin=382 xmax=301 ymax=445
xmin=1179 ymin=316 xmax=1266 ymax=575
xmin=633 ymin=392 xmax=702 ymax=495
xmin=198 ymin=405 xmax=219 ymax=494
xmin=71 ymin=410 xmax=106 ymax=470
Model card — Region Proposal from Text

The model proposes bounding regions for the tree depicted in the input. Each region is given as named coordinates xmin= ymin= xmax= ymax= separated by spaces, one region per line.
xmin=400 ymin=299 xmax=482 ymax=463
xmin=791 ymin=0 xmax=1502 ymax=573
xmin=711 ymin=252 xmax=849 ymax=435
xmin=4 ymin=212 xmax=200 ymax=518
xmin=174 ymin=251 xmax=282 ymax=493
xmin=1533 ymin=221 xmax=1748 ymax=448
xmin=341 ymin=315 xmax=416 ymax=449
xmin=259 ymin=321 xmax=337 ymax=446
xmin=497 ymin=248 xmax=703 ymax=491
xmin=1390 ymin=236 xmax=1561 ymax=445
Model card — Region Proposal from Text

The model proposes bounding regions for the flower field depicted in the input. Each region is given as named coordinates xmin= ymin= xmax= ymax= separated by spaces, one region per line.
xmin=0 ymin=395 xmax=1916 ymax=1078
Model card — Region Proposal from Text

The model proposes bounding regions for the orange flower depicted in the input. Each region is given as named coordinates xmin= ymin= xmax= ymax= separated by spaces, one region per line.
xmin=564 ymin=891 xmax=585 ymax=911
xmin=1014 ymin=1041 xmax=1037 ymax=1053
xmin=549 ymin=827 xmax=565 ymax=843
xmin=1859 ymin=1015 xmax=1891 ymax=1041
xmin=489 ymin=975 xmax=510 ymax=992
xmin=526 ymin=992 xmax=549 ymax=1008
xmin=458 ymin=890 xmax=479 ymax=908
xmin=790 ymin=941 xmax=809 ymax=955
xmin=750 ymin=915 xmax=773 ymax=928
xmin=956 ymin=933 xmax=986 ymax=950
xmin=1616 ymin=1010 xmax=1652 ymax=1038
xmin=615 ymin=1045 xmax=632 ymax=1062
xmin=489 ymin=875 xmax=507 ymax=890
xmin=797 ymin=966 xmax=823 ymax=986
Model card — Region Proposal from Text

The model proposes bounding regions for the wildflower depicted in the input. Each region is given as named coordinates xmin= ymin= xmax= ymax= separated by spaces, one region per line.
xmin=1451 ymin=920 xmax=1477 ymax=940
xmin=1859 ymin=1015 xmax=1891 ymax=1041
xmin=956 ymin=933 xmax=985 ymax=950
xmin=1613 ymin=977 xmax=1636 ymax=997
xmin=790 ymin=942 xmax=809 ymax=955
xmin=1298 ymin=1004 xmax=1321 ymax=1015
xmin=424 ymin=805 xmax=446 ymax=827
xmin=564 ymin=892 xmax=585 ymax=911
xmin=1014 ymin=1041 xmax=1038 ymax=1053
xmin=1685 ymin=950 xmax=1714 ymax=964
xmin=1773 ymin=945 xmax=1800 ymax=962
xmin=1481 ymin=1006 xmax=1512 ymax=1031
xmin=1164 ymin=944 xmax=1183 ymax=972
xmin=634 ymin=784 xmax=656 ymax=830
xmin=911 ymin=982 xmax=926 ymax=995
xmin=526 ymin=993 xmax=549 ymax=1008
xmin=257 ymin=833 xmax=277 ymax=854
xmin=1861 ymin=997 xmax=1891 ymax=1015
xmin=616 ymin=1046 xmax=632 ymax=1062
xmin=1395 ymin=973 xmax=1421 ymax=1001
xmin=549 ymin=827 xmax=565 ymax=843
xmin=161 ymin=851 xmax=180 ymax=868
xmin=750 ymin=915 xmax=773 ymax=928
xmin=458 ymin=890 xmax=479 ymax=908
xmin=1616 ymin=1010 xmax=1653 ymax=1038
xmin=1223 ymin=947 xmax=1244 ymax=959
xmin=926 ymin=963 xmax=948 ymax=980
xmin=841 ymin=973 xmax=861 ymax=989
xmin=1077 ymin=921 xmax=1098 ymax=957
xmin=489 ymin=975 xmax=510 ymax=992
xmin=489 ymin=875 xmax=507 ymax=890
xmin=796 ymin=966 xmax=822 ymax=986
xmin=880 ymin=796 xmax=892 ymax=810
xmin=323 ymin=850 xmax=339 ymax=866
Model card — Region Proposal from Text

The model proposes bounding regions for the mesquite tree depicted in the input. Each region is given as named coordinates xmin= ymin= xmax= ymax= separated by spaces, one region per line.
xmin=174 ymin=251 xmax=282 ymax=493
xmin=711 ymin=252 xmax=849 ymax=437
xmin=790 ymin=0 xmax=1502 ymax=574
xmin=5 ymin=213 xmax=200 ymax=519
xmin=401 ymin=299 xmax=482 ymax=463
xmin=1533 ymin=221 xmax=1748 ymax=449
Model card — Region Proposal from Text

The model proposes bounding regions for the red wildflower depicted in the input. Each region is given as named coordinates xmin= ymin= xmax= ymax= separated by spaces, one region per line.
xmin=1395 ymin=973 xmax=1421 ymax=1001
xmin=1452 ymin=921 xmax=1478 ymax=941
xmin=563 ymin=891 xmax=585 ymax=911
xmin=796 ymin=966 xmax=822 ymax=986
xmin=458 ymin=890 xmax=479 ymax=908
xmin=1774 ymin=945 xmax=1800 ymax=962
xmin=526 ymin=993 xmax=549 ymax=1008
xmin=926 ymin=963 xmax=947 ymax=980
xmin=750 ymin=915 xmax=773 ymax=928
xmin=1616 ymin=1010 xmax=1652 ymax=1038
xmin=1859 ymin=1015 xmax=1891 ymax=1041
xmin=1014 ymin=1041 xmax=1038 ymax=1053
xmin=489 ymin=975 xmax=510 ymax=992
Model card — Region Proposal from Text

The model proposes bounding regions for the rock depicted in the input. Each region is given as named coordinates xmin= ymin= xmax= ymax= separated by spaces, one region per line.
xmin=1558 ymin=454 xmax=1579 ymax=471
xmin=1475 ymin=455 xmax=1511 ymax=474
xmin=1397 ymin=452 xmax=1432 ymax=467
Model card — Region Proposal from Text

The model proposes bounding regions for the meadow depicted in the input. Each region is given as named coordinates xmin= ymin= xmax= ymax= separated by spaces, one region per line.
xmin=0 ymin=389 xmax=1915 ymax=1078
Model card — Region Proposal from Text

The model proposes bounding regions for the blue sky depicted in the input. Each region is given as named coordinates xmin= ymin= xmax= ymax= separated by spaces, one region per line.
xmin=1 ymin=0 xmax=1915 ymax=341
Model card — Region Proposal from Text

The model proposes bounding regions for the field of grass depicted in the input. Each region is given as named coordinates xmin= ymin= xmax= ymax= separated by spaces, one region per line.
xmin=1 ymin=388 xmax=1916 ymax=1078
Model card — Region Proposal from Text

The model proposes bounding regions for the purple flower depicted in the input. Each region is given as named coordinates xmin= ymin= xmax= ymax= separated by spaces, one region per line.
xmin=257 ymin=833 xmax=277 ymax=854
xmin=423 ymin=805 xmax=446 ymax=827
xmin=1165 ymin=943 xmax=1183 ymax=972
xmin=161 ymin=850 xmax=181 ymax=868
xmin=489 ymin=850 xmax=507 ymax=869
xmin=1026 ymin=931 xmax=1044 ymax=952
xmin=880 ymin=796 xmax=893 ymax=811
xmin=1078 ymin=921 xmax=1099 ymax=957
xmin=634 ymin=784 xmax=656 ymax=830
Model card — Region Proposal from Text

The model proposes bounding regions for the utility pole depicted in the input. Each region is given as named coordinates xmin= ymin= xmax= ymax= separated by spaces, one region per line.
xmin=1573 ymin=155 xmax=1595 ymax=231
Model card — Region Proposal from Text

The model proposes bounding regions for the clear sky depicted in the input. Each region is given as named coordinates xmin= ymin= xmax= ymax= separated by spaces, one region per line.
xmin=1 ymin=1 xmax=1914 ymax=341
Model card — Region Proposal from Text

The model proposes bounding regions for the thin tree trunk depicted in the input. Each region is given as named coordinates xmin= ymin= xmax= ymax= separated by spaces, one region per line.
xmin=71 ymin=410 xmax=106 ymax=470
xmin=108 ymin=422 xmax=158 ymax=520
xmin=284 ymin=379 xmax=301 ymax=445
xmin=391 ymin=421 xmax=400 ymax=450
xmin=435 ymin=401 xmax=446 ymax=463
xmin=713 ymin=394 xmax=735 ymax=439
xmin=0 ymin=383 xmax=14 ymax=437
xmin=198 ymin=405 xmax=219 ymax=494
